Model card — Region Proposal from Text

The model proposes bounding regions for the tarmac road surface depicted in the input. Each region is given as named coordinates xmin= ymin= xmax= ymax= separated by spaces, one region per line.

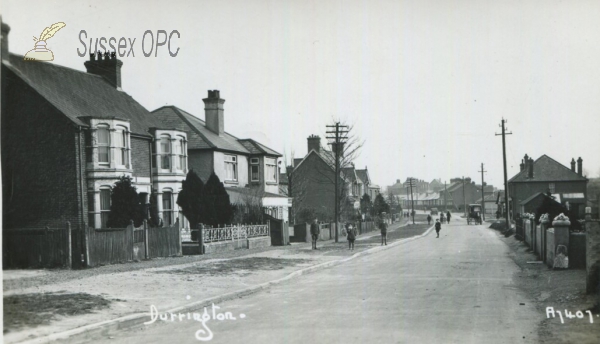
xmin=77 ymin=217 xmax=540 ymax=344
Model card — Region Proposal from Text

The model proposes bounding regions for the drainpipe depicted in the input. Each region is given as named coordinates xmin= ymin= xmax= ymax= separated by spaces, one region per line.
xmin=77 ymin=126 xmax=87 ymax=267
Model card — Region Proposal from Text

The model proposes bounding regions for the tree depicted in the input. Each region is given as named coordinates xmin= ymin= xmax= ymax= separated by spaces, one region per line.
xmin=106 ymin=175 xmax=145 ymax=228
xmin=232 ymin=186 xmax=264 ymax=224
xmin=373 ymin=193 xmax=390 ymax=217
xmin=360 ymin=193 xmax=373 ymax=219
xmin=202 ymin=173 xmax=234 ymax=226
xmin=176 ymin=170 xmax=205 ymax=229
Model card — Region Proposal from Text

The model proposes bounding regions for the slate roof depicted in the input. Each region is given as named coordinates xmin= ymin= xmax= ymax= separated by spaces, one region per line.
xmin=508 ymin=155 xmax=587 ymax=183
xmin=355 ymin=169 xmax=370 ymax=185
xmin=3 ymin=54 xmax=163 ymax=136
xmin=151 ymin=106 xmax=280 ymax=156
xmin=342 ymin=167 xmax=357 ymax=182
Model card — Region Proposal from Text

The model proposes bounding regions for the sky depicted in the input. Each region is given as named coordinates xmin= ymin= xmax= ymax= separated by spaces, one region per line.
xmin=3 ymin=0 xmax=600 ymax=190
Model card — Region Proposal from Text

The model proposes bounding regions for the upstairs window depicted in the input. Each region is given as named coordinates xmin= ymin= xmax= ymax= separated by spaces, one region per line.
xmin=97 ymin=126 xmax=110 ymax=164
xmin=225 ymin=155 xmax=237 ymax=181
xmin=266 ymin=158 xmax=277 ymax=183
xmin=160 ymin=136 xmax=171 ymax=169
xmin=114 ymin=126 xmax=129 ymax=166
xmin=175 ymin=137 xmax=186 ymax=170
xmin=251 ymin=158 xmax=259 ymax=182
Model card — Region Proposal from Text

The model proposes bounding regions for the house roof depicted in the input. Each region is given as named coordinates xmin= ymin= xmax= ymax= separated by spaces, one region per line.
xmin=476 ymin=193 xmax=500 ymax=203
xmin=355 ymin=169 xmax=370 ymax=185
xmin=151 ymin=106 xmax=280 ymax=156
xmin=508 ymin=154 xmax=588 ymax=183
xmin=292 ymin=148 xmax=352 ymax=183
xmin=342 ymin=167 xmax=357 ymax=183
xmin=3 ymin=54 xmax=163 ymax=136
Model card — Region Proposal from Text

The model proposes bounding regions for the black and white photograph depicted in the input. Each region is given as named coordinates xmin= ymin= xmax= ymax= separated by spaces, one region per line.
xmin=1 ymin=0 xmax=600 ymax=343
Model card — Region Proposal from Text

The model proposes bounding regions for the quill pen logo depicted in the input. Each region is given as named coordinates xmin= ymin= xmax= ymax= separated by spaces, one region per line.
xmin=24 ymin=22 xmax=66 ymax=61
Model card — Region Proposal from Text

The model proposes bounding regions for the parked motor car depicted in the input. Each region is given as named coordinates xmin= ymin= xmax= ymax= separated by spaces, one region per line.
xmin=430 ymin=208 xmax=438 ymax=215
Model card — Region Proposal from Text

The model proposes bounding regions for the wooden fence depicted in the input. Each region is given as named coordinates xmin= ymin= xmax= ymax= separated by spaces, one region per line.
xmin=148 ymin=219 xmax=182 ymax=258
xmin=3 ymin=223 xmax=72 ymax=269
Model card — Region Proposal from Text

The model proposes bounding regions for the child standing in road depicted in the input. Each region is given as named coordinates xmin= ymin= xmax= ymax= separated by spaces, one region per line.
xmin=346 ymin=223 xmax=357 ymax=250
xmin=435 ymin=219 xmax=441 ymax=238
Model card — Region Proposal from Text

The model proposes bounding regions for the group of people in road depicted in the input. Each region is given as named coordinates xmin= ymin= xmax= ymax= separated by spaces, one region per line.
xmin=310 ymin=217 xmax=389 ymax=251
xmin=427 ymin=211 xmax=452 ymax=238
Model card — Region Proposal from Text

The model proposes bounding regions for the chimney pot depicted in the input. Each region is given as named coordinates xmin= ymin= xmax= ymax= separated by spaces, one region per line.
xmin=307 ymin=135 xmax=321 ymax=153
xmin=1 ymin=20 xmax=10 ymax=60
xmin=528 ymin=157 xmax=534 ymax=178
xmin=571 ymin=158 xmax=576 ymax=172
xmin=520 ymin=159 xmax=525 ymax=172
xmin=577 ymin=157 xmax=583 ymax=176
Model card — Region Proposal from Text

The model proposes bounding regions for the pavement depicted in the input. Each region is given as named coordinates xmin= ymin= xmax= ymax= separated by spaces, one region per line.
xmin=71 ymin=213 xmax=544 ymax=344
xmin=3 ymin=217 xmax=431 ymax=344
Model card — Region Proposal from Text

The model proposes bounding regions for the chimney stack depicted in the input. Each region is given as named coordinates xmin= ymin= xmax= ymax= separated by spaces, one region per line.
xmin=203 ymin=90 xmax=225 ymax=136
xmin=1 ymin=19 xmax=10 ymax=61
xmin=571 ymin=158 xmax=576 ymax=172
xmin=84 ymin=51 xmax=123 ymax=88
xmin=528 ymin=157 xmax=534 ymax=178
xmin=520 ymin=159 xmax=525 ymax=172
xmin=577 ymin=157 xmax=583 ymax=176
xmin=307 ymin=135 xmax=321 ymax=153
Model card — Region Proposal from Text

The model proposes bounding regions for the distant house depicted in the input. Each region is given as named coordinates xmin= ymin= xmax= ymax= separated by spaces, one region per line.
xmin=437 ymin=179 xmax=481 ymax=212
xmin=475 ymin=192 xmax=500 ymax=216
xmin=368 ymin=185 xmax=381 ymax=200
xmin=150 ymin=90 xmax=290 ymax=223
xmin=1 ymin=25 xmax=187 ymax=230
xmin=508 ymin=154 xmax=588 ymax=219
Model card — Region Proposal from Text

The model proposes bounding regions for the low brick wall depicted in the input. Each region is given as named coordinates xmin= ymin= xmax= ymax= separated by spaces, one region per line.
xmin=569 ymin=232 xmax=586 ymax=269
xmin=586 ymin=221 xmax=600 ymax=294
xmin=248 ymin=237 xmax=271 ymax=249
xmin=546 ymin=229 xmax=555 ymax=268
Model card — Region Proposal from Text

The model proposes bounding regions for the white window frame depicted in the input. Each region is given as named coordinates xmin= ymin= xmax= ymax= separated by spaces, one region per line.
xmin=225 ymin=155 xmax=238 ymax=181
xmin=160 ymin=135 xmax=171 ymax=170
xmin=175 ymin=136 xmax=187 ymax=171
xmin=100 ymin=187 xmax=111 ymax=228
xmin=162 ymin=190 xmax=173 ymax=226
xmin=114 ymin=125 xmax=129 ymax=167
xmin=265 ymin=157 xmax=277 ymax=183
xmin=97 ymin=125 xmax=110 ymax=165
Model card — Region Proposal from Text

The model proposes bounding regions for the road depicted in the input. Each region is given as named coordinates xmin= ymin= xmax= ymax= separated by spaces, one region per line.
xmin=79 ymin=217 xmax=541 ymax=344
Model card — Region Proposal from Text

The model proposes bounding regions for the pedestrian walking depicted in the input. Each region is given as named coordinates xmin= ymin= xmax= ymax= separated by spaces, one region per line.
xmin=310 ymin=218 xmax=320 ymax=250
xmin=446 ymin=211 xmax=451 ymax=224
xmin=346 ymin=223 xmax=357 ymax=250
xmin=440 ymin=213 xmax=445 ymax=224
xmin=435 ymin=219 xmax=441 ymax=238
xmin=379 ymin=219 xmax=388 ymax=246
xmin=427 ymin=214 xmax=432 ymax=225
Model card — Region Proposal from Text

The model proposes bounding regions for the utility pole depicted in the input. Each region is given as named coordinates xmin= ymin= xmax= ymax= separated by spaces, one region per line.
xmin=406 ymin=178 xmax=415 ymax=224
xmin=495 ymin=119 xmax=512 ymax=232
xmin=462 ymin=176 xmax=467 ymax=217
xmin=479 ymin=163 xmax=487 ymax=221
xmin=326 ymin=122 xmax=349 ymax=243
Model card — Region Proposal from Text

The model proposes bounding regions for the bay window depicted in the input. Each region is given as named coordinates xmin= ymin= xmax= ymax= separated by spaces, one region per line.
xmin=162 ymin=191 xmax=173 ymax=226
xmin=100 ymin=188 xmax=111 ymax=228
xmin=114 ymin=126 xmax=129 ymax=166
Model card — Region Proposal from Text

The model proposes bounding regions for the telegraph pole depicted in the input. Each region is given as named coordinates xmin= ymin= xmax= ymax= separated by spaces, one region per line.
xmin=407 ymin=178 xmax=415 ymax=224
xmin=495 ymin=119 xmax=512 ymax=232
xmin=462 ymin=176 xmax=467 ymax=217
xmin=326 ymin=122 xmax=349 ymax=243
xmin=479 ymin=163 xmax=487 ymax=221
xmin=444 ymin=181 xmax=447 ymax=212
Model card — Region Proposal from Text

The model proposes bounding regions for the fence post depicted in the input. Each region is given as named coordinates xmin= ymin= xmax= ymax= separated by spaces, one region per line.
xmin=129 ymin=220 xmax=135 ymax=262
xmin=198 ymin=223 xmax=205 ymax=255
xmin=65 ymin=221 xmax=72 ymax=269
xmin=144 ymin=220 xmax=149 ymax=260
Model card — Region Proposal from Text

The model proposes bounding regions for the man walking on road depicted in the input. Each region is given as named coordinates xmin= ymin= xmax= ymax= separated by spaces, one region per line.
xmin=435 ymin=219 xmax=441 ymax=238
xmin=427 ymin=214 xmax=432 ymax=225
xmin=446 ymin=211 xmax=451 ymax=224
xmin=310 ymin=218 xmax=320 ymax=250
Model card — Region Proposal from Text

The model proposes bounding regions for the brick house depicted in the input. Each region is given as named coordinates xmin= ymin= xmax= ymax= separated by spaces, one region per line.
xmin=508 ymin=154 xmax=588 ymax=219
xmin=438 ymin=178 xmax=481 ymax=212
xmin=150 ymin=91 xmax=290 ymax=223
xmin=1 ymin=23 xmax=187 ymax=230
xmin=290 ymin=135 xmax=360 ymax=223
